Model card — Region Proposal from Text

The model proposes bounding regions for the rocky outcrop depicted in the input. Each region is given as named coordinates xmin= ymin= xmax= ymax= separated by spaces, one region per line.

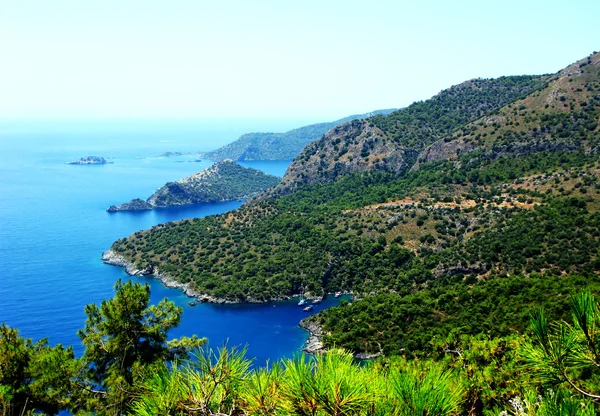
xmin=107 ymin=198 xmax=153 ymax=212
xmin=299 ymin=317 xmax=327 ymax=354
xmin=255 ymin=120 xmax=417 ymax=201
xmin=67 ymin=156 xmax=110 ymax=165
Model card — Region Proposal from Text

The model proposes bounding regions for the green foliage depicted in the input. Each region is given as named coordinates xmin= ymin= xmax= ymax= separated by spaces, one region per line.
xmin=133 ymin=345 xmax=251 ymax=416
xmin=280 ymin=349 xmax=377 ymax=415
xmin=447 ymin=197 xmax=600 ymax=276
xmin=240 ymin=362 xmax=285 ymax=415
xmin=150 ymin=160 xmax=281 ymax=206
xmin=388 ymin=360 xmax=464 ymax=416
xmin=369 ymin=76 xmax=547 ymax=149
xmin=0 ymin=323 xmax=76 ymax=415
xmin=524 ymin=290 xmax=600 ymax=401
xmin=485 ymin=387 xmax=596 ymax=416
xmin=76 ymin=279 xmax=205 ymax=414
xmin=131 ymin=347 xmax=466 ymax=416
xmin=317 ymin=275 xmax=600 ymax=355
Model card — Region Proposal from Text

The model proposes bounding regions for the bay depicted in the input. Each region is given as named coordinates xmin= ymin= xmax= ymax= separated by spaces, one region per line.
xmin=0 ymin=119 xmax=340 ymax=366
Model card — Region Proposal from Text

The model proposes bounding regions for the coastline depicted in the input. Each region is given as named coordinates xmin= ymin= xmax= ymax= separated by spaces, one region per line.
xmin=103 ymin=249 xmax=379 ymax=358
xmin=299 ymin=317 xmax=327 ymax=354
xmin=102 ymin=249 xmax=250 ymax=304
xmin=102 ymin=249 xmax=304 ymax=304
xmin=298 ymin=317 xmax=382 ymax=360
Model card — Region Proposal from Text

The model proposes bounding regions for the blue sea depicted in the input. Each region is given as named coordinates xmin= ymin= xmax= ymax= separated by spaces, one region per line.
xmin=0 ymin=119 xmax=344 ymax=366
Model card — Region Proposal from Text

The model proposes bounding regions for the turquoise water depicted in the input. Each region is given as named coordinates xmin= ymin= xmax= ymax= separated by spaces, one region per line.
xmin=0 ymin=119 xmax=343 ymax=366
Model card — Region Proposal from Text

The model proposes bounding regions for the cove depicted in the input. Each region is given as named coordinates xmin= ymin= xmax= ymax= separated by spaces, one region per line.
xmin=0 ymin=120 xmax=338 ymax=366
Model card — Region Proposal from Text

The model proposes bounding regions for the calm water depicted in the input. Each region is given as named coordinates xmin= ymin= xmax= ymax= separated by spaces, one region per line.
xmin=0 ymin=119 xmax=343 ymax=366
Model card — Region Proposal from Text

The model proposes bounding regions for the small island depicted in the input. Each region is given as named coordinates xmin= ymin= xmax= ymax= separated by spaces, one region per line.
xmin=67 ymin=156 xmax=110 ymax=165
xmin=107 ymin=160 xmax=281 ymax=212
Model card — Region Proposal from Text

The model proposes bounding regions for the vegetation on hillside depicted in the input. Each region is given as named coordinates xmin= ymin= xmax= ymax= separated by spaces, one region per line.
xmin=200 ymin=109 xmax=396 ymax=161
xmin=271 ymin=74 xmax=549 ymax=195
xmin=2 ymin=282 xmax=600 ymax=415
xmin=102 ymin=53 xmax=600 ymax=371
xmin=110 ymin=152 xmax=600 ymax=303
xmin=108 ymin=160 xmax=280 ymax=211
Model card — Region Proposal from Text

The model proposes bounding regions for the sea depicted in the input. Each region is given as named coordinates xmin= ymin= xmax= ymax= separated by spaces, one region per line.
xmin=0 ymin=118 xmax=345 ymax=366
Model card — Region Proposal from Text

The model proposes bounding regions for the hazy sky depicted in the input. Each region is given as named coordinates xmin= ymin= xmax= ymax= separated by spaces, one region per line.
xmin=1 ymin=0 xmax=599 ymax=120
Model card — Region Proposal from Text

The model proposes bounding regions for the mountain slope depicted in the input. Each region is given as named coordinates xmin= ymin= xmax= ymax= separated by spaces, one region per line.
xmin=265 ymin=75 xmax=549 ymax=197
xmin=415 ymin=53 xmax=600 ymax=167
xmin=105 ymin=52 xmax=600 ymax=354
xmin=108 ymin=160 xmax=280 ymax=211
xmin=200 ymin=109 xmax=395 ymax=161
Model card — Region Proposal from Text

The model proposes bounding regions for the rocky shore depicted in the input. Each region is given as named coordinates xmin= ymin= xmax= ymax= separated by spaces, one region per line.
xmin=102 ymin=249 xmax=300 ymax=304
xmin=299 ymin=315 xmax=382 ymax=360
xmin=299 ymin=317 xmax=327 ymax=354
xmin=101 ymin=249 xmax=239 ymax=303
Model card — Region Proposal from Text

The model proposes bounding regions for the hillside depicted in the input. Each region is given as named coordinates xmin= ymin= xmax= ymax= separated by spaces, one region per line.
xmin=199 ymin=109 xmax=395 ymax=161
xmin=107 ymin=160 xmax=280 ymax=211
xmin=106 ymin=52 xmax=600 ymax=355
xmin=264 ymin=75 xmax=549 ymax=198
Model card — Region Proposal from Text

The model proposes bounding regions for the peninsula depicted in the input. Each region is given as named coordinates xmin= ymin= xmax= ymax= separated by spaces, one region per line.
xmin=107 ymin=160 xmax=280 ymax=212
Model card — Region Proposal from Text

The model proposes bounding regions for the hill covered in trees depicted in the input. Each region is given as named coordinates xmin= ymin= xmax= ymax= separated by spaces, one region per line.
xmin=107 ymin=160 xmax=280 ymax=212
xmin=199 ymin=109 xmax=395 ymax=161
xmin=4 ymin=50 xmax=600 ymax=416
xmin=107 ymin=52 xmax=600 ymax=358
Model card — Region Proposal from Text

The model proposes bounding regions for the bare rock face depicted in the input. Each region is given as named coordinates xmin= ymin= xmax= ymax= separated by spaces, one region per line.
xmin=260 ymin=120 xmax=417 ymax=199
xmin=412 ymin=138 xmax=477 ymax=169
xmin=299 ymin=317 xmax=327 ymax=354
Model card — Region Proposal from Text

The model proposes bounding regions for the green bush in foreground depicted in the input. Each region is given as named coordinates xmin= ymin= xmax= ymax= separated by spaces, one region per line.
xmin=1 ymin=283 xmax=600 ymax=415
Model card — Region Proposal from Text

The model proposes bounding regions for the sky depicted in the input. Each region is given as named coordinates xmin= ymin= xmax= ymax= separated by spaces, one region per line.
xmin=1 ymin=0 xmax=599 ymax=121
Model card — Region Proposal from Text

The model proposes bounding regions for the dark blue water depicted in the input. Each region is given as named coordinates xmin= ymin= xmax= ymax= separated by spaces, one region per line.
xmin=0 ymin=119 xmax=343 ymax=366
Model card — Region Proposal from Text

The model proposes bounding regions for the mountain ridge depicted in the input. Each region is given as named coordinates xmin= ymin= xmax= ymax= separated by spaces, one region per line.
xmin=199 ymin=109 xmax=396 ymax=161
xmin=259 ymin=74 xmax=551 ymax=200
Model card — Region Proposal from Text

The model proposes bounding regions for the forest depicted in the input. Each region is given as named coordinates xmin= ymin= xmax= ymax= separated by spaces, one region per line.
xmin=2 ymin=280 xmax=600 ymax=415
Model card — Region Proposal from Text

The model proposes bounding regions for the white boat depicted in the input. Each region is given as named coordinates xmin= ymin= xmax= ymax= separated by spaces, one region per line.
xmin=298 ymin=299 xmax=307 ymax=306
xmin=312 ymin=299 xmax=321 ymax=304
xmin=303 ymin=305 xmax=314 ymax=312
xmin=335 ymin=292 xmax=342 ymax=298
